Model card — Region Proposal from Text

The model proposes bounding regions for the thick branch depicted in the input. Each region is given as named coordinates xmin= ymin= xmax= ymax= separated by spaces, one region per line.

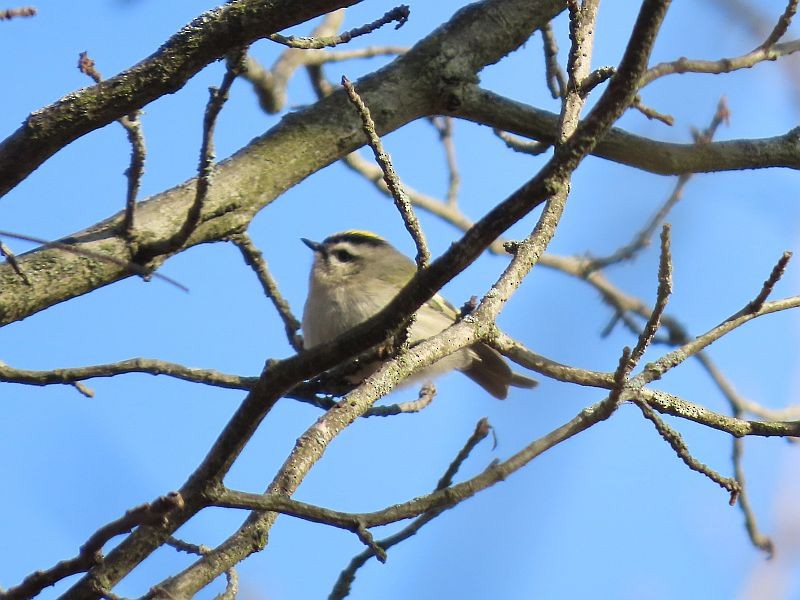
xmin=454 ymin=87 xmax=800 ymax=174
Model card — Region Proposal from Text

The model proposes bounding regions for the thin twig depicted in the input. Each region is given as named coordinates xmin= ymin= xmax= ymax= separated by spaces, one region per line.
xmin=0 ymin=239 xmax=30 ymax=284
xmin=230 ymin=233 xmax=303 ymax=351
xmin=740 ymin=251 xmax=793 ymax=316
xmin=696 ymin=352 xmax=800 ymax=422
xmin=1 ymin=493 xmax=183 ymax=600
xmin=329 ymin=418 xmax=492 ymax=599
xmin=166 ymin=536 xmax=212 ymax=555
xmin=760 ymin=0 xmax=799 ymax=49
xmin=341 ymin=75 xmax=429 ymax=268
xmin=492 ymin=128 xmax=552 ymax=155
xmin=164 ymin=537 xmax=239 ymax=600
xmin=588 ymin=98 xmax=729 ymax=271
xmin=78 ymin=52 xmax=146 ymax=237
xmin=540 ymin=23 xmax=567 ymax=99
xmin=182 ymin=51 xmax=245 ymax=247
xmin=732 ymin=436 xmax=775 ymax=555
xmin=640 ymin=295 xmax=800 ymax=385
xmin=121 ymin=113 xmax=145 ymax=236
xmin=242 ymin=11 xmax=345 ymax=114
xmin=642 ymin=38 xmax=800 ymax=86
xmin=633 ymin=395 xmax=741 ymax=504
xmin=366 ymin=383 xmax=436 ymax=415
xmin=629 ymin=224 xmax=672 ymax=366
xmin=0 ymin=229 xmax=187 ymax=291
xmin=0 ymin=357 xmax=255 ymax=391
xmin=269 ymin=5 xmax=409 ymax=49
xmin=578 ymin=66 xmax=615 ymax=97
xmin=428 ymin=116 xmax=461 ymax=206
xmin=72 ymin=381 xmax=94 ymax=398
xmin=631 ymin=94 xmax=675 ymax=125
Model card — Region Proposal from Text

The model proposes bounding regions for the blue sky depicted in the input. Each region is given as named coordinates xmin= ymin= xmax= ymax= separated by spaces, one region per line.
xmin=1 ymin=1 xmax=799 ymax=599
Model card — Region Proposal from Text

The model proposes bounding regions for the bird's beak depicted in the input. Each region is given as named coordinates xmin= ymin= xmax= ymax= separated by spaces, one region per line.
xmin=301 ymin=238 xmax=322 ymax=253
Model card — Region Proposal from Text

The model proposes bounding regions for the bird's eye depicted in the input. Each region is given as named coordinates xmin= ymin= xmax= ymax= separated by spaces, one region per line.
xmin=333 ymin=249 xmax=354 ymax=262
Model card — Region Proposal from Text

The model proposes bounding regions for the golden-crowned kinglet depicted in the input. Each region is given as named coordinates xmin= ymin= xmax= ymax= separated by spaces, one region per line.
xmin=301 ymin=230 xmax=537 ymax=399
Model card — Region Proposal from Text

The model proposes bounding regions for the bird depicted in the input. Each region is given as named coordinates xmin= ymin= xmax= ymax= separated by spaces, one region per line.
xmin=300 ymin=230 xmax=537 ymax=399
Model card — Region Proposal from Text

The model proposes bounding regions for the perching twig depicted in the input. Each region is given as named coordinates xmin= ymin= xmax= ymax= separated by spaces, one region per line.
xmin=230 ymin=233 xmax=303 ymax=351
xmin=341 ymin=75 xmax=430 ymax=268
xmin=268 ymin=5 xmax=409 ymax=49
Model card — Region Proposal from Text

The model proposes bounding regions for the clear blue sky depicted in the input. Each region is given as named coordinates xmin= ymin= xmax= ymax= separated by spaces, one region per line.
xmin=2 ymin=1 xmax=799 ymax=599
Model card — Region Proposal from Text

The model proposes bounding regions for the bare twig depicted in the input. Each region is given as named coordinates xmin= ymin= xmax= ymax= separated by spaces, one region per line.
xmin=166 ymin=536 xmax=212 ymax=555
xmin=740 ymin=251 xmax=793 ymax=316
xmin=640 ymin=295 xmax=800 ymax=385
xmin=428 ymin=116 xmax=461 ymax=205
xmin=0 ymin=358 xmax=255 ymax=390
xmin=72 ymin=381 xmax=94 ymax=398
xmin=269 ymin=5 xmax=409 ymax=49
xmin=230 ymin=233 xmax=303 ymax=351
xmin=341 ymin=75 xmax=430 ymax=268
xmin=696 ymin=353 xmax=800 ymax=421
xmin=578 ymin=66 xmax=615 ymax=97
xmin=78 ymin=52 xmax=146 ymax=237
xmin=492 ymin=129 xmax=553 ymax=156
xmin=588 ymin=98 xmax=728 ymax=271
xmin=0 ymin=239 xmax=30 ymax=284
xmin=156 ymin=50 xmax=246 ymax=256
xmin=164 ymin=537 xmax=239 ymax=600
xmin=0 ymin=229 xmax=187 ymax=291
xmin=2 ymin=493 xmax=183 ymax=600
xmin=330 ymin=417 xmax=492 ymax=599
xmin=306 ymin=46 xmax=408 ymax=63
xmin=631 ymin=94 xmax=675 ymax=125
xmin=760 ymin=0 xmax=799 ymax=49
xmin=540 ymin=23 xmax=567 ymax=99
xmin=642 ymin=39 xmax=800 ymax=86
xmin=629 ymin=224 xmax=672 ymax=366
xmin=633 ymin=395 xmax=741 ymax=503
xmin=732 ymin=436 xmax=775 ymax=555
xmin=366 ymin=383 xmax=436 ymax=415
xmin=492 ymin=128 xmax=552 ymax=155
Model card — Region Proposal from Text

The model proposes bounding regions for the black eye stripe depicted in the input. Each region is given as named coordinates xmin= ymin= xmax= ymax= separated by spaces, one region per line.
xmin=333 ymin=248 xmax=355 ymax=262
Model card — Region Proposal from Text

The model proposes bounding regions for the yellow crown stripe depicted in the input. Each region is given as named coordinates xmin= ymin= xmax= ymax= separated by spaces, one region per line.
xmin=338 ymin=230 xmax=385 ymax=241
